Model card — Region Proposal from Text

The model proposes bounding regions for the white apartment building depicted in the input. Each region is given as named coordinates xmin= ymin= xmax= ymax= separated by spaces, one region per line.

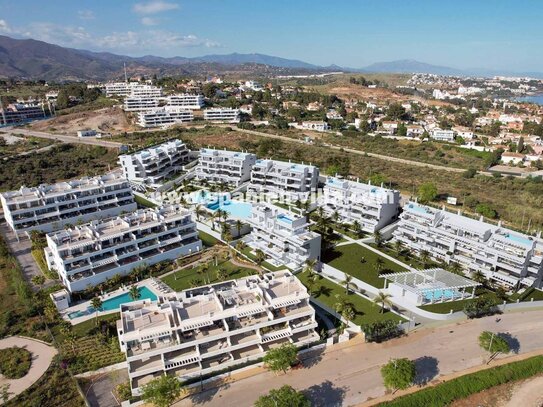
xmin=119 ymin=139 xmax=191 ymax=185
xmin=248 ymin=159 xmax=319 ymax=200
xmin=243 ymin=204 xmax=321 ymax=270
xmin=45 ymin=205 xmax=202 ymax=292
xmin=166 ymin=94 xmax=204 ymax=109
xmin=0 ymin=173 xmax=136 ymax=234
xmin=195 ymin=148 xmax=257 ymax=186
xmin=322 ymin=177 xmax=401 ymax=233
xmin=137 ymin=108 xmax=194 ymax=128
xmin=0 ymin=103 xmax=46 ymax=125
xmin=301 ymin=121 xmax=330 ymax=132
xmin=117 ymin=271 xmax=319 ymax=395
xmin=124 ymin=96 xmax=160 ymax=112
xmin=105 ymin=82 xmax=132 ymax=97
xmin=394 ymin=202 xmax=543 ymax=288
xmin=105 ymin=82 xmax=163 ymax=98
xmin=431 ymin=129 xmax=455 ymax=142
xmin=203 ymin=108 xmax=241 ymax=123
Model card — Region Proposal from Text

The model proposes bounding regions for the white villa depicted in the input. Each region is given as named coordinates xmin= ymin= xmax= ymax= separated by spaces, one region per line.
xmin=248 ymin=159 xmax=319 ymax=200
xmin=117 ymin=271 xmax=318 ymax=395
xmin=119 ymin=139 xmax=191 ymax=185
xmin=203 ymin=108 xmax=241 ymax=123
xmin=195 ymin=148 xmax=257 ymax=187
xmin=243 ymin=204 xmax=321 ymax=270
xmin=0 ymin=173 xmax=136 ymax=234
xmin=322 ymin=177 xmax=401 ymax=232
xmin=166 ymin=94 xmax=205 ymax=109
xmin=137 ymin=108 xmax=194 ymax=128
xmin=394 ymin=202 xmax=543 ymax=288
xmin=45 ymin=205 xmax=202 ymax=292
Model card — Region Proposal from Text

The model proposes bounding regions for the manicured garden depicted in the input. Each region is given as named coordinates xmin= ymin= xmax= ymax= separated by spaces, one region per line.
xmin=133 ymin=194 xmax=157 ymax=208
xmin=297 ymin=272 xmax=405 ymax=326
xmin=241 ymin=247 xmax=287 ymax=272
xmin=369 ymin=243 xmax=440 ymax=270
xmin=0 ymin=346 xmax=32 ymax=379
xmin=161 ymin=259 xmax=257 ymax=291
xmin=199 ymin=230 xmax=219 ymax=247
xmin=323 ymin=243 xmax=407 ymax=288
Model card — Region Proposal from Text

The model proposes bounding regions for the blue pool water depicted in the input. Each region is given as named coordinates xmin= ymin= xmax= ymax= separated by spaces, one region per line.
xmin=207 ymin=200 xmax=252 ymax=219
xmin=407 ymin=203 xmax=431 ymax=215
xmin=68 ymin=286 xmax=158 ymax=319
xmin=424 ymin=289 xmax=455 ymax=301
xmin=505 ymin=233 xmax=532 ymax=247
xmin=277 ymin=214 xmax=295 ymax=223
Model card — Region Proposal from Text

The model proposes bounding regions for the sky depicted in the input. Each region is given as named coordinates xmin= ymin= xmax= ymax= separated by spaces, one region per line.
xmin=0 ymin=0 xmax=542 ymax=71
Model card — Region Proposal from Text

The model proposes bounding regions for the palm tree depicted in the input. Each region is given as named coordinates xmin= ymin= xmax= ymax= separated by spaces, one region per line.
xmin=199 ymin=263 xmax=211 ymax=284
xmin=471 ymin=270 xmax=487 ymax=285
xmin=255 ymin=249 xmax=266 ymax=266
xmin=222 ymin=211 xmax=230 ymax=224
xmin=341 ymin=305 xmax=355 ymax=322
xmin=302 ymin=200 xmax=311 ymax=214
xmin=216 ymin=267 xmax=229 ymax=281
xmin=374 ymin=230 xmax=383 ymax=247
xmin=420 ymin=250 xmax=431 ymax=267
xmin=211 ymin=211 xmax=220 ymax=230
xmin=306 ymin=276 xmax=316 ymax=295
xmin=373 ymin=291 xmax=393 ymax=314
xmin=195 ymin=205 xmax=205 ymax=222
xmin=341 ymin=274 xmax=354 ymax=294
xmin=352 ymin=220 xmax=362 ymax=238
xmin=91 ymin=296 xmax=103 ymax=325
xmin=235 ymin=219 xmax=243 ymax=237
xmin=375 ymin=257 xmax=385 ymax=274
xmin=332 ymin=210 xmax=340 ymax=224
xmin=448 ymin=261 xmax=462 ymax=275
xmin=303 ymin=258 xmax=318 ymax=275
xmin=393 ymin=240 xmax=403 ymax=255
xmin=235 ymin=240 xmax=247 ymax=253
xmin=129 ymin=286 xmax=141 ymax=301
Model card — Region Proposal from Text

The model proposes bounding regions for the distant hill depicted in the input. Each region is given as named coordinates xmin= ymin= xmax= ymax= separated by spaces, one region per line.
xmin=361 ymin=59 xmax=465 ymax=76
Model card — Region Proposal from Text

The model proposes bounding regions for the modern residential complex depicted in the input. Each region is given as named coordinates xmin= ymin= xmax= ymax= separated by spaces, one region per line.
xmin=0 ymin=102 xmax=46 ymax=125
xmin=248 ymin=159 xmax=319 ymax=200
xmin=322 ymin=177 xmax=401 ymax=232
xmin=119 ymin=139 xmax=192 ymax=185
xmin=124 ymin=96 xmax=160 ymax=112
xmin=394 ymin=202 xmax=543 ymax=288
xmin=166 ymin=94 xmax=205 ymax=109
xmin=116 ymin=271 xmax=319 ymax=395
xmin=137 ymin=107 xmax=194 ymax=128
xmin=203 ymin=107 xmax=241 ymax=123
xmin=105 ymin=82 xmax=163 ymax=98
xmin=45 ymin=205 xmax=202 ymax=292
xmin=195 ymin=148 xmax=257 ymax=186
xmin=0 ymin=173 xmax=136 ymax=234
xmin=244 ymin=204 xmax=321 ymax=270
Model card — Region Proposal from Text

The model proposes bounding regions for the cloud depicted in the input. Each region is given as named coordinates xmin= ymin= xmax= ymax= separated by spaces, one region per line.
xmin=0 ymin=19 xmax=13 ymax=34
xmin=133 ymin=0 xmax=179 ymax=15
xmin=141 ymin=17 xmax=160 ymax=26
xmin=78 ymin=10 xmax=95 ymax=20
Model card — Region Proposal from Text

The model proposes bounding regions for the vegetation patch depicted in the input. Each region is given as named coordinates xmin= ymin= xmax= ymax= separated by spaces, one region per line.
xmin=0 ymin=346 xmax=32 ymax=379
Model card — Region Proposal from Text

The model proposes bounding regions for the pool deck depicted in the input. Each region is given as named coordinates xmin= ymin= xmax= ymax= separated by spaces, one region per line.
xmin=62 ymin=279 xmax=164 ymax=325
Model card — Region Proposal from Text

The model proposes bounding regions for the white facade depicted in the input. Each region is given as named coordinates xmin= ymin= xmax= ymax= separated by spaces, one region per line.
xmin=322 ymin=177 xmax=401 ymax=233
xmin=0 ymin=173 xmax=136 ymax=234
xmin=431 ymin=129 xmax=455 ymax=142
xmin=243 ymin=204 xmax=321 ymax=270
xmin=166 ymin=94 xmax=204 ymax=109
xmin=195 ymin=148 xmax=257 ymax=186
xmin=106 ymin=82 xmax=163 ymax=98
xmin=45 ymin=205 xmax=202 ymax=292
xmin=119 ymin=139 xmax=191 ymax=185
xmin=301 ymin=121 xmax=330 ymax=132
xmin=0 ymin=103 xmax=46 ymax=125
xmin=117 ymin=271 xmax=318 ymax=395
xmin=203 ymin=108 xmax=240 ymax=123
xmin=137 ymin=108 xmax=194 ymax=128
xmin=248 ymin=159 xmax=319 ymax=200
xmin=394 ymin=202 xmax=543 ymax=288
xmin=124 ymin=96 xmax=160 ymax=112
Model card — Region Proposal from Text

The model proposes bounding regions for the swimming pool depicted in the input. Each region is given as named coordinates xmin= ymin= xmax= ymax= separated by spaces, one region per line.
xmin=207 ymin=200 xmax=252 ymax=219
xmin=67 ymin=286 xmax=158 ymax=319
xmin=505 ymin=233 xmax=532 ymax=247
xmin=423 ymin=289 xmax=455 ymax=301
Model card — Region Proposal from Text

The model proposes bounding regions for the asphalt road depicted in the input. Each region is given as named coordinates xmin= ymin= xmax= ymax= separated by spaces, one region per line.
xmin=174 ymin=309 xmax=543 ymax=407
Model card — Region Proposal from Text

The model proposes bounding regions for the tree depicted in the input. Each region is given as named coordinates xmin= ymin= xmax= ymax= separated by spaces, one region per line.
xmin=255 ymin=249 xmax=266 ymax=266
xmin=141 ymin=374 xmax=184 ymax=407
xmin=255 ymin=385 xmax=310 ymax=407
xmin=375 ymin=257 xmax=385 ymax=274
xmin=381 ymin=358 xmax=416 ymax=392
xmin=393 ymin=240 xmax=403 ymax=255
xmin=478 ymin=331 xmax=511 ymax=355
xmin=418 ymin=182 xmax=438 ymax=204
xmin=373 ymin=291 xmax=393 ymax=314
xmin=129 ymin=286 xmax=141 ymax=301
xmin=448 ymin=262 xmax=462 ymax=275
xmin=341 ymin=274 xmax=354 ymax=294
xmin=303 ymin=258 xmax=318 ymax=276
xmin=195 ymin=205 xmax=205 ymax=222
xmin=31 ymin=274 xmax=46 ymax=286
xmin=374 ymin=230 xmax=383 ymax=247
xmin=263 ymin=343 xmax=298 ymax=374
xmin=235 ymin=219 xmax=243 ymax=237
xmin=420 ymin=250 xmax=431 ymax=268
xmin=91 ymin=296 xmax=103 ymax=325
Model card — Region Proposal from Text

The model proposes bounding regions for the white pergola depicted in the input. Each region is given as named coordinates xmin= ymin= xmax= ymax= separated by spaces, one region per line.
xmin=382 ymin=268 xmax=480 ymax=305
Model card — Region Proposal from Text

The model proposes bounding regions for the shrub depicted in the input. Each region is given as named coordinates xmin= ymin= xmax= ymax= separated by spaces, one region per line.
xmin=0 ymin=347 xmax=32 ymax=379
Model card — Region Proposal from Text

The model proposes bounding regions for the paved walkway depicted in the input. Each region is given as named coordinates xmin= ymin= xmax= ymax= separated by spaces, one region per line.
xmin=172 ymin=309 xmax=543 ymax=407
xmin=0 ymin=336 xmax=57 ymax=403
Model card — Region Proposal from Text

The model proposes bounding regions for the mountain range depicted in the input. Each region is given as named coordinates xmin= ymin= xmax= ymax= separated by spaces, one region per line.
xmin=0 ymin=35 xmax=541 ymax=81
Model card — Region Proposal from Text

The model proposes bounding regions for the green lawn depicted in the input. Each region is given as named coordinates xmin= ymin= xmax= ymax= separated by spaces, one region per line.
xmin=161 ymin=259 xmax=257 ymax=291
xmin=241 ymin=247 xmax=287 ymax=272
xmin=134 ymin=194 xmax=157 ymax=208
xmin=297 ymin=272 xmax=405 ymax=326
xmin=199 ymin=230 xmax=219 ymax=247
xmin=369 ymin=243 xmax=440 ymax=270
xmin=419 ymin=298 xmax=474 ymax=314
xmin=323 ymin=244 xmax=407 ymax=288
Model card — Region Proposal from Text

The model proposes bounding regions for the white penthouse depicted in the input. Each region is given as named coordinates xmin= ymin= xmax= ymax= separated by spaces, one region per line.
xmin=0 ymin=173 xmax=136 ymax=234
xmin=45 ymin=205 xmax=202 ymax=292
xmin=248 ymin=159 xmax=319 ymax=200
xmin=137 ymin=108 xmax=194 ymax=128
xmin=394 ymin=202 xmax=543 ymax=288
xmin=195 ymin=148 xmax=257 ymax=186
xmin=119 ymin=139 xmax=191 ymax=185
xmin=117 ymin=271 xmax=319 ymax=395
xmin=322 ymin=177 xmax=401 ymax=232
xmin=244 ymin=205 xmax=321 ymax=270
xmin=166 ymin=94 xmax=204 ymax=109
xmin=203 ymin=108 xmax=240 ymax=123
xmin=124 ymin=96 xmax=160 ymax=112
